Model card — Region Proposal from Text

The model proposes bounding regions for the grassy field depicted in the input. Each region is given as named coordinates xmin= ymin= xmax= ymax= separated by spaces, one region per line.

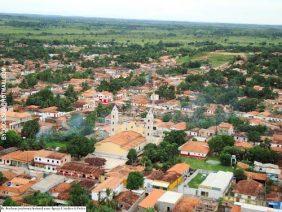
xmin=1 ymin=14 xmax=281 ymax=45
xmin=45 ymin=140 xmax=67 ymax=149
xmin=188 ymin=173 xmax=207 ymax=188
xmin=182 ymin=156 xmax=234 ymax=172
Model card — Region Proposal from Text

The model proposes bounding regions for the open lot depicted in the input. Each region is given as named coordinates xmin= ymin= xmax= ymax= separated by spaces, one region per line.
xmin=182 ymin=156 xmax=234 ymax=172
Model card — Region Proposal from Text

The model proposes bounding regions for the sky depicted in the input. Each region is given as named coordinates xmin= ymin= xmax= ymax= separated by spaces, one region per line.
xmin=1 ymin=0 xmax=282 ymax=25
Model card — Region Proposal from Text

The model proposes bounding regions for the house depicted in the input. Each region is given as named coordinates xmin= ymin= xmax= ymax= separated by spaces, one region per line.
xmin=199 ymin=126 xmax=217 ymax=138
xmin=0 ymin=150 xmax=39 ymax=167
xmin=107 ymin=165 xmax=144 ymax=184
xmin=115 ymin=190 xmax=141 ymax=211
xmin=131 ymin=95 xmax=149 ymax=107
xmin=237 ymin=162 xmax=249 ymax=170
xmin=206 ymin=104 xmax=217 ymax=116
xmin=172 ymin=196 xmax=201 ymax=212
xmin=234 ymin=179 xmax=264 ymax=204
xmin=138 ymin=189 xmax=165 ymax=211
xmin=144 ymin=164 xmax=189 ymax=192
xmin=36 ymin=106 xmax=67 ymax=120
xmin=271 ymin=133 xmax=282 ymax=152
xmin=233 ymin=202 xmax=277 ymax=212
xmin=156 ymin=191 xmax=183 ymax=212
xmin=198 ymin=171 xmax=233 ymax=199
xmin=91 ymin=176 xmax=123 ymax=201
xmin=254 ymin=161 xmax=281 ymax=182
xmin=6 ymin=111 xmax=32 ymax=123
xmin=144 ymin=170 xmax=180 ymax=191
xmin=6 ymin=111 xmax=33 ymax=131
xmin=179 ymin=141 xmax=209 ymax=159
xmin=166 ymin=163 xmax=190 ymax=177
xmin=32 ymin=150 xmax=71 ymax=173
xmin=49 ymin=182 xmax=72 ymax=205
xmin=0 ymin=176 xmax=37 ymax=198
xmin=186 ymin=128 xmax=200 ymax=137
xmin=94 ymin=91 xmax=113 ymax=104
xmin=235 ymin=141 xmax=253 ymax=150
xmin=57 ymin=162 xmax=104 ymax=180
xmin=234 ymin=132 xmax=248 ymax=142
xmin=217 ymin=122 xmax=234 ymax=135
xmin=245 ymin=171 xmax=267 ymax=183
xmin=31 ymin=174 xmax=66 ymax=193
xmin=95 ymin=131 xmax=147 ymax=159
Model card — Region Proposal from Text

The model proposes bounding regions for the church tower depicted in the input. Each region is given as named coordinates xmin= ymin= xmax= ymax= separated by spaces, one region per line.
xmin=110 ymin=105 xmax=119 ymax=136
xmin=145 ymin=108 xmax=154 ymax=142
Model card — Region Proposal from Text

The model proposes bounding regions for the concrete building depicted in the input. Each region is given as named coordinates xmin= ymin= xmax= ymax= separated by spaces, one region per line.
xmin=198 ymin=171 xmax=233 ymax=199
xmin=156 ymin=191 xmax=183 ymax=212
xmin=31 ymin=174 xmax=66 ymax=193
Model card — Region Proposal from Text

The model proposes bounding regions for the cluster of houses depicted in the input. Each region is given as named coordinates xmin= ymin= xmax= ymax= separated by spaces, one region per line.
xmin=1 ymin=47 xmax=282 ymax=211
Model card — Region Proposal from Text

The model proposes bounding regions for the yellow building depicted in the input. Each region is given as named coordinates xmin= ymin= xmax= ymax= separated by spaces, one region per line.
xmin=95 ymin=131 xmax=147 ymax=159
xmin=144 ymin=163 xmax=190 ymax=191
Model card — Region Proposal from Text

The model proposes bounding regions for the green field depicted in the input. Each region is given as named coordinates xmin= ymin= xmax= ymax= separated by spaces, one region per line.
xmin=45 ymin=140 xmax=67 ymax=149
xmin=0 ymin=14 xmax=281 ymax=46
xmin=188 ymin=173 xmax=207 ymax=188
xmin=182 ymin=157 xmax=234 ymax=172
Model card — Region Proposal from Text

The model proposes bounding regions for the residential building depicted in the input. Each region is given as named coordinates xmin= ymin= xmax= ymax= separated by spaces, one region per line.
xmin=198 ymin=171 xmax=233 ymax=199
xmin=31 ymin=174 xmax=66 ymax=193
xmin=217 ymin=122 xmax=234 ymax=135
xmin=234 ymin=179 xmax=264 ymax=204
xmin=91 ymin=176 xmax=123 ymax=201
xmin=254 ymin=161 xmax=281 ymax=182
xmin=172 ymin=196 xmax=201 ymax=212
xmin=156 ymin=191 xmax=183 ymax=212
xmin=33 ymin=150 xmax=71 ymax=173
xmin=138 ymin=189 xmax=165 ymax=211
xmin=57 ymin=162 xmax=104 ymax=180
xmin=179 ymin=141 xmax=209 ymax=159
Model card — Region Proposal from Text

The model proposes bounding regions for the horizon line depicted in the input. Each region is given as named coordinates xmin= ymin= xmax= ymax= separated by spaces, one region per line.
xmin=1 ymin=12 xmax=282 ymax=27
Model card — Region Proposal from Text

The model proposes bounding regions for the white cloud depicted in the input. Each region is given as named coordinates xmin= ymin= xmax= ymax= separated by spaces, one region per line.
xmin=0 ymin=0 xmax=282 ymax=25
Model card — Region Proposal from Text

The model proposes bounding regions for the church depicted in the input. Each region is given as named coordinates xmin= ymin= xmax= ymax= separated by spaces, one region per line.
xmin=95 ymin=105 xmax=162 ymax=159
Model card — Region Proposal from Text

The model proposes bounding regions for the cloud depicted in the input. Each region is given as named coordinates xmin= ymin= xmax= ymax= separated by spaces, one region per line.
xmin=1 ymin=0 xmax=282 ymax=25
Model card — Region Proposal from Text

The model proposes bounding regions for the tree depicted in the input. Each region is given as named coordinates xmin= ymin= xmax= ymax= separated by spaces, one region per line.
xmin=3 ymin=197 xmax=18 ymax=206
xmin=126 ymin=172 xmax=144 ymax=190
xmin=68 ymin=183 xmax=91 ymax=206
xmin=234 ymin=98 xmax=258 ymax=112
xmin=0 ymin=130 xmax=22 ymax=148
xmin=127 ymin=149 xmax=138 ymax=165
xmin=0 ymin=172 xmax=7 ymax=185
xmin=156 ymin=85 xmax=176 ymax=100
xmin=163 ymin=130 xmax=186 ymax=146
xmin=21 ymin=119 xmax=40 ymax=139
xmin=7 ymin=92 xmax=13 ymax=106
xmin=64 ymin=85 xmax=78 ymax=101
xmin=220 ymin=152 xmax=232 ymax=166
xmin=208 ymin=135 xmax=235 ymax=154
xmin=24 ymin=191 xmax=54 ymax=206
xmin=66 ymin=135 xmax=95 ymax=158
xmin=246 ymin=146 xmax=278 ymax=163
xmin=247 ymin=131 xmax=261 ymax=143
xmin=233 ymin=168 xmax=247 ymax=182
xmin=162 ymin=113 xmax=171 ymax=122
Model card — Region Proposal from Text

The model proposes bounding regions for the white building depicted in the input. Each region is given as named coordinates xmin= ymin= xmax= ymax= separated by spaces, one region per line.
xmin=254 ymin=161 xmax=281 ymax=182
xmin=157 ymin=191 xmax=183 ymax=212
xmin=91 ymin=177 xmax=123 ymax=201
xmin=33 ymin=151 xmax=71 ymax=173
xmin=198 ymin=171 xmax=233 ymax=199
